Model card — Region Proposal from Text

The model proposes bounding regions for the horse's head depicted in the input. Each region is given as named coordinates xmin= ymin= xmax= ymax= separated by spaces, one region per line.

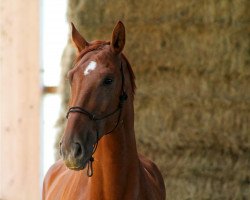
xmin=60 ymin=21 xmax=130 ymax=170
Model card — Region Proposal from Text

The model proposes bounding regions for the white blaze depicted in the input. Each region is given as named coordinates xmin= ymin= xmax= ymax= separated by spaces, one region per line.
xmin=84 ymin=61 xmax=97 ymax=75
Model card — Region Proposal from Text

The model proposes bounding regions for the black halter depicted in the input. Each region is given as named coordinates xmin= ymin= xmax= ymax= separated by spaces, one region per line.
xmin=66 ymin=61 xmax=127 ymax=176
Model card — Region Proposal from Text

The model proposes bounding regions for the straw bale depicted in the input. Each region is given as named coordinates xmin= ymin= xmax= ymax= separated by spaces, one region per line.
xmin=56 ymin=0 xmax=250 ymax=199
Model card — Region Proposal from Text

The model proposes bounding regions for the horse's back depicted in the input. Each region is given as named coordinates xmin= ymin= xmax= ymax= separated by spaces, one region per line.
xmin=139 ymin=154 xmax=166 ymax=200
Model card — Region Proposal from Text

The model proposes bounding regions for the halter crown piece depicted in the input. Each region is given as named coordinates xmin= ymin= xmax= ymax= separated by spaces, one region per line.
xmin=66 ymin=61 xmax=127 ymax=177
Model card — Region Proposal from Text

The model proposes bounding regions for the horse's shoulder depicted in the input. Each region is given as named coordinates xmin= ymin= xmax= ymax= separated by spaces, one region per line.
xmin=139 ymin=154 xmax=160 ymax=176
xmin=43 ymin=159 xmax=66 ymax=197
xmin=139 ymin=154 xmax=166 ymax=200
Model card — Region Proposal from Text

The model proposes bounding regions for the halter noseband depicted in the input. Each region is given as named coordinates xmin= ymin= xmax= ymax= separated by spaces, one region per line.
xmin=65 ymin=61 xmax=127 ymax=177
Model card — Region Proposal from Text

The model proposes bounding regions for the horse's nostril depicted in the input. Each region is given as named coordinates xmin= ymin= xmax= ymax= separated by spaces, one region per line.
xmin=73 ymin=142 xmax=83 ymax=158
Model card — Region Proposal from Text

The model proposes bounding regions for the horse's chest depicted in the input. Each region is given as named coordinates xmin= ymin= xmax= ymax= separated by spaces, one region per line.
xmin=46 ymin=174 xmax=139 ymax=200
xmin=46 ymin=171 xmax=90 ymax=200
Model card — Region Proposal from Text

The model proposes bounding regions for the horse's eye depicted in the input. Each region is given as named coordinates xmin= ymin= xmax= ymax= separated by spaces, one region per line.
xmin=103 ymin=78 xmax=113 ymax=85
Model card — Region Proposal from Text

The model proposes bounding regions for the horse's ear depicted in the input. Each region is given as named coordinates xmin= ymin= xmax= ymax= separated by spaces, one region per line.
xmin=111 ymin=21 xmax=125 ymax=54
xmin=71 ymin=22 xmax=89 ymax=53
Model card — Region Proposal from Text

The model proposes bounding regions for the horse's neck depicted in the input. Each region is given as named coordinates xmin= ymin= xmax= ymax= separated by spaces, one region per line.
xmin=90 ymin=101 xmax=140 ymax=198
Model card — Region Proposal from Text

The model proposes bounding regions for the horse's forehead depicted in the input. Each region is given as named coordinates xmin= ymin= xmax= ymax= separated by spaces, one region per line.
xmin=94 ymin=47 xmax=115 ymax=63
xmin=79 ymin=49 xmax=116 ymax=72
xmin=84 ymin=61 xmax=97 ymax=76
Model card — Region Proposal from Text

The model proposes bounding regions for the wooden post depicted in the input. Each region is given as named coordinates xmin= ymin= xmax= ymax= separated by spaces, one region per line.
xmin=0 ymin=0 xmax=40 ymax=199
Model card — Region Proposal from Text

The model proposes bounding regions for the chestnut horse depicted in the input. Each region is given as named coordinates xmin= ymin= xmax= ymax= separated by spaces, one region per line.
xmin=43 ymin=21 xmax=166 ymax=200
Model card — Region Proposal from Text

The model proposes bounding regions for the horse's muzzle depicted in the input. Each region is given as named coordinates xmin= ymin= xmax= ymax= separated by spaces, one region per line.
xmin=60 ymin=140 xmax=88 ymax=170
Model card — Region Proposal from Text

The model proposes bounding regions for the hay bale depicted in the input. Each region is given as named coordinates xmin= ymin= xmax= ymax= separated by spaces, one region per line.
xmin=56 ymin=0 xmax=250 ymax=199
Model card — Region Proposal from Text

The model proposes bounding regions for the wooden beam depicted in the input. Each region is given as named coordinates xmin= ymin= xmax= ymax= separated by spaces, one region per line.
xmin=43 ymin=86 xmax=58 ymax=94
xmin=0 ymin=0 xmax=40 ymax=199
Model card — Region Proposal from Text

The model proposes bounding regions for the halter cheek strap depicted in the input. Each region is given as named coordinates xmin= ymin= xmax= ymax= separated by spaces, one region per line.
xmin=65 ymin=61 xmax=127 ymax=177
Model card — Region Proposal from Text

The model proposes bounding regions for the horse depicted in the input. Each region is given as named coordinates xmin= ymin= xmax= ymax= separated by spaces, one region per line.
xmin=43 ymin=21 xmax=166 ymax=200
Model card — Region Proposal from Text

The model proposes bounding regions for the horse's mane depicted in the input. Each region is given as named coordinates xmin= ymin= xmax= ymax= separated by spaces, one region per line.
xmin=74 ymin=40 xmax=136 ymax=96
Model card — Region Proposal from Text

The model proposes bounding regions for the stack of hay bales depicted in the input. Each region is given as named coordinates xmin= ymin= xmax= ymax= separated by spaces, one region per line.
xmin=56 ymin=0 xmax=250 ymax=199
